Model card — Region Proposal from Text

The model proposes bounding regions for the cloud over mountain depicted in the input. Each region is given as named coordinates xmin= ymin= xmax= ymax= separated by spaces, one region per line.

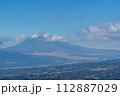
xmin=15 ymin=34 xmax=28 ymax=41
xmin=32 ymin=32 xmax=67 ymax=42
xmin=0 ymin=37 xmax=9 ymax=45
xmin=76 ymin=22 xmax=120 ymax=41
xmin=49 ymin=35 xmax=67 ymax=42
xmin=0 ymin=32 xmax=68 ymax=49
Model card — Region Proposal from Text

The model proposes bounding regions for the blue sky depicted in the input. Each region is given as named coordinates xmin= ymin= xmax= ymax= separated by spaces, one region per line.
xmin=0 ymin=0 xmax=120 ymax=36
xmin=0 ymin=0 xmax=120 ymax=49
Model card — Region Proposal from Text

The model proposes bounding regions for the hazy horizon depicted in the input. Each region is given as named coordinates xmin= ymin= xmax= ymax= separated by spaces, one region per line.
xmin=0 ymin=0 xmax=120 ymax=50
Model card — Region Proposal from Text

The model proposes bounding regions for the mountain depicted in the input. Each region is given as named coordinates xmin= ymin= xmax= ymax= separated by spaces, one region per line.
xmin=3 ymin=32 xmax=120 ymax=62
xmin=0 ymin=50 xmax=73 ymax=68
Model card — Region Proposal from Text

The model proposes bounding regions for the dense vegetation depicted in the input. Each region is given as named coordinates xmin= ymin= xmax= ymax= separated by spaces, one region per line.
xmin=0 ymin=59 xmax=120 ymax=80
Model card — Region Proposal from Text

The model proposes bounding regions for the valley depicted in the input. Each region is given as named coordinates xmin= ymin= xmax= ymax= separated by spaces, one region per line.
xmin=0 ymin=32 xmax=120 ymax=80
xmin=0 ymin=59 xmax=120 ymax=80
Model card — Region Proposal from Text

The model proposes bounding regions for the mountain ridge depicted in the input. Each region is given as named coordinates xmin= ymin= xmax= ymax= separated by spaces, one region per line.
xmin=3 ymin=33 xmax=120 ymax=62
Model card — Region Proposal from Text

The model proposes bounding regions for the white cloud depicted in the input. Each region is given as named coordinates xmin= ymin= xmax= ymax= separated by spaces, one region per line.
xmin=49 ymin=35 xmax=67 ymax=42
xmin=43 ymin=32 xmax=49 ymax=38
xmin=32 ymin=32 xmax=67 ymax=42
xmin=0 ymin=37 xmax=13 ymax=48
xmin=0 ymin=32 xmax=68 ymax=49
xmin=15 ymin=34 xmax=28 ymax=41
xmin=0 ymin=34 xmax=28 ymax=48
xmin=77 ymin=22 xmax=120 ymax=41
xmin=0 ymin=37 xmax=9 ymax=44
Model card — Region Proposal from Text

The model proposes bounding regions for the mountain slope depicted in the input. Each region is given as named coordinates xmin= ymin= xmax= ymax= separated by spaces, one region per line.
xmin=3 ymin=33 xmax=120 ymax=61
xmin=0 ymin=50 xmax=72 ymax=68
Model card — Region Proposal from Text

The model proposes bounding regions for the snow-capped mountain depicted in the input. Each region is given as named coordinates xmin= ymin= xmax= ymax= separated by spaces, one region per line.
xmin=32 ymin=32 xmax=47 ymax=39
xmin=32 ymin=32 xmax=67 ymax=42
xmin=3 ymin=32 xmax=120 ymax=62
xmin=1 ymin=32 xmax=120 ymax=69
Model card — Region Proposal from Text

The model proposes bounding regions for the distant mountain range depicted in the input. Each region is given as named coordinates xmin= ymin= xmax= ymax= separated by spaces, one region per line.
xmin=1 ymin=32 xmax=120 ymax=68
